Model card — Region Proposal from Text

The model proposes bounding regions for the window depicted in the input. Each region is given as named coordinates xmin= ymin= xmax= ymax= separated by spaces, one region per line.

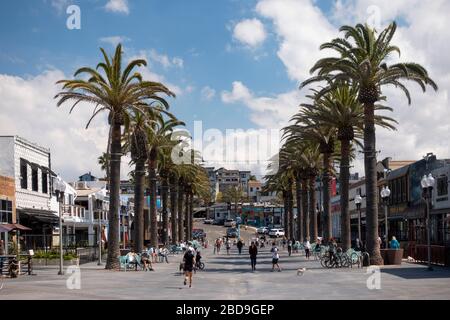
xmin=42 ymin=171 xmax=48 ymax=194
xmin=437 ymin=176 xmax=448 ymax=197
xmin=250 ymin=187 xmax=254 ymax=192
xmin=0 ymin=200 xmax=13 ymax=224
xmin=31 ymin=167 xmax=38 ymax=192
xmin=20 ymin=159 xmax=28 ymax=189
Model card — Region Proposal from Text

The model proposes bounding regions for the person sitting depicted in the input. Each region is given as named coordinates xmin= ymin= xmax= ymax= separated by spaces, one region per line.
xmin=390 ymin=236 xmax=400 ymax=250
xmin=126 ymin=249 xmax=140 ymax=270
xmin=141 ymin=249 xmax=154 ymax=271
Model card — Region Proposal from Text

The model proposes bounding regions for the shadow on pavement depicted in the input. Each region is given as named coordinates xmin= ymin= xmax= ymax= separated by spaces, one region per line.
xmin=381 ymin=267 xmax=450 ymax=279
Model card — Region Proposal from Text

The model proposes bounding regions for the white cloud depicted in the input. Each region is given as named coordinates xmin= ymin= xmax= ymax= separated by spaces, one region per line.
xmin=233 ymin=18 xmax=267 ymax=48
xmin=222 ymin=81 xmax=301 ymax=129
xmin=0 ymin=70 xmax=132 ymax=181
xmin=127 ymin=50 xmax=183 ymax=95
xmin=201 ymin=86 xmax=216 ymax=101
xmin=148 ymin=49 xmax=184 ymax=69
xmin=47 ymin=0 xmax=71 ymax=13
xmin=99 ymin=36 xmax=130 ymax=47
xmin=105 ymin=0 xmax=129 ymax=15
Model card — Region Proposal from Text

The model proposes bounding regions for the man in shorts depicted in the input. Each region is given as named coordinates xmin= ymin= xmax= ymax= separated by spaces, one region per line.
xmin=271 ymin=242 xmax=281 ymax=272
xmin=183 ymin=247 xmax=196 ymax=288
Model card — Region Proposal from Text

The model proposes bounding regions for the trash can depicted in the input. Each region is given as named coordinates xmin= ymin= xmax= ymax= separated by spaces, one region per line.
xmin=381 ymin=249 xmax=403 ymax=265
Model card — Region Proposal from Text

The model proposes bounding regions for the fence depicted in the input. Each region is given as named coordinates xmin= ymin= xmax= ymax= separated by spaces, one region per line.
xmin=407 ymin=243 xmax=450 ymax=266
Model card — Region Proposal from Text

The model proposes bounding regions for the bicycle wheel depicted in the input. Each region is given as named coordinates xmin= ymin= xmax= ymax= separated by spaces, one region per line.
xmin=350 ymin=252 xmax=359 ymax=265
xmin=199 ymin=262 xmax=205 ymax=270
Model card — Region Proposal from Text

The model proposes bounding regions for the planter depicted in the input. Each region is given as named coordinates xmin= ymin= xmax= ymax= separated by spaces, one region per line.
xmin=380 ymin=249 xmax=403 ymax=265
xmin=31 ymin=258 xmax=80 ymax=267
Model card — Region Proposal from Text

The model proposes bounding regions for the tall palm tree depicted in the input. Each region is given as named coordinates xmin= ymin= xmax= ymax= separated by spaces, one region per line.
xmin=98 ymin=153 xmax=110 ymax=181
xmin=123 ymin=112 xmax=150 ymax=253
xmin=285 ymin=118 xmax=335 ymax=240
xmin=301 ymin=22 xmax=437 ymax=264
xmin=55 ymin=44 xmax=175 ymax=269
xmin=303 ymin=85 xmax=397 ymax=249
xmin=147 ymin=115 xmax=184 ymax=248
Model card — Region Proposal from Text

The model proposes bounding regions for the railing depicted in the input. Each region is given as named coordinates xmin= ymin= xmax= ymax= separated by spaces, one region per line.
xmin=63 ymin=205 xmax=86 ymax=219
xmin=407 ymin=243 xmax=450 ymax=266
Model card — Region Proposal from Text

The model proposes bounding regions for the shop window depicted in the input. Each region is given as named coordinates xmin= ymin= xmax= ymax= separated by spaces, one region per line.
xmin=437 ymin=176 xmax=448 ymax=197
xmin=0 ymin=200 xmax=13 ymax=223
xmin=42 ymin=171 xmax=48 ymax=194
xmin=31 ymin=167 xmax=38 ymax=192
xmin=20 ymin=159 xmax=27 ymax=189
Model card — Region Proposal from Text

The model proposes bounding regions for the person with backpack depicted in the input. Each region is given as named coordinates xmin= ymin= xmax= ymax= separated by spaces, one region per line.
xmin=271 ymin=242 xmax=281 ymax=272
xmin=183 ymin=247 xmax=196 ymax=288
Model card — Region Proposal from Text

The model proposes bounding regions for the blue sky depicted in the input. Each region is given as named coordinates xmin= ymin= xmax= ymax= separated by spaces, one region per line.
xmin=0 ymin=0 xmax=448 ymax=181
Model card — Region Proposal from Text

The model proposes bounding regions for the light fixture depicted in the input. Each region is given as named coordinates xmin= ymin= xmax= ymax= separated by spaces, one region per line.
xmin=427 ymin=173 xmax=435 ymax=188
xmin=355 ymin=194 xmax=362 ymax=205
xmin=421 ymin=175 xmax=429 ymax=189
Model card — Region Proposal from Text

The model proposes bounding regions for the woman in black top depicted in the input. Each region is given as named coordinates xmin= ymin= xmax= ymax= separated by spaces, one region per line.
xmin=249 ymin=242 xmax=258 ymax=271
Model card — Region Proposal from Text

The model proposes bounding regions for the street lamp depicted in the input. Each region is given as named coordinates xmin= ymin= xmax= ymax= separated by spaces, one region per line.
xmin=354 ymin=194 xmax=363 ymax=243
xmin=380 ymin=185 xmax=391 ymax=249
xmin=421 ymin=173 xmax=435 ymax=271
xmin=54 ymin=176 xmax=66 ymax=276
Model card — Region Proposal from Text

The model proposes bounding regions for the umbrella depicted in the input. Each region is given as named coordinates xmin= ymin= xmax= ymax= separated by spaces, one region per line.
xmin=0 ymin=224 xmax=31 ymax=232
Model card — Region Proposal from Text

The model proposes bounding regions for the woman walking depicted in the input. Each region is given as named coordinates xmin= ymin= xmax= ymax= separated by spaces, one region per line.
xmin=249 ymin=241 xmax=258 ymax=271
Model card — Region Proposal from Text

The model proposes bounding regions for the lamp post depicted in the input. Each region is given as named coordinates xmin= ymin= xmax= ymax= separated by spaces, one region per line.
xmin=421 ymin=173 xmax=435 ymax=271
xmin=380 ymin=186 xmax=391 ymax=249
xmin=54 ymin=176 xmax=66 ymax=276
xmin=354 ymin=194 xmax=362 ymax=243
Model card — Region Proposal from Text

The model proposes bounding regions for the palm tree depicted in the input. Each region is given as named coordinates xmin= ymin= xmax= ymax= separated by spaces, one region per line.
xmin=302 ymin=85 xmax=397 ymax=249
xmin=301 ymin=22 xmax=437 ymax=264
xmin=98 ymin=153 xmax=110 ymax=181
xmin=222 ymin=185 xmax=246 ymax=219
xmin=55 ymin=44 xmax=175 ymax=269
xmin=123 ymin=112 xmax=150 ymax=253
xmin=285 ymin=118 xmax=335 ymax=240
xmin=146 ymin=115 xmax=184 ymax=248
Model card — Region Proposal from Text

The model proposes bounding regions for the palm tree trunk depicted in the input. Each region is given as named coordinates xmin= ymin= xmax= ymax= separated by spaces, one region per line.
xmin=161 ymin=177 xmax=169 ymax=245
xmin=148 ymin=150 xmax=158 ymax=248
xmin=177 ymin=185 xmax=184 ymax=241
xmin=288 ymin=179 xmax=294 ymax=240
xmin=105 ymin=122 xmax=121 ymax=269
xmin=309 ymin=175 xmax=318 ymax=241
xmin=296 ymin=174 xmax=303 ymax=242
xmin=189 ymin=192 xmax=194 ymax=239
xmin=364 ymin=102 xmax=383 ymax=265
xmin=340 ymin=139 xmax=351 ymax=250
xmin=323 ymin=152 xmax=332 ymax=240
xmin=170 ymin=176 xmax=178 ymax=244
xmin=283 ymin=191 xmax=289 ymax=235
xmin=302 ymin=178 xmax=309 ymax=241
xmin=133 ymin=159 xmax=145 ymax=253
xmin=185 ymin=191 xmax=190 ymax=240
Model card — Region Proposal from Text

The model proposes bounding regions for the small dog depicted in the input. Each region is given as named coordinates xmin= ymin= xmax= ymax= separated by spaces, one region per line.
xmin=179 ymin=262 xmax=185 ymax=274
xmin=297 ymin=267 xmax=306 ymax=276
xmin=407 ymin=256 xmax=416 ymax=263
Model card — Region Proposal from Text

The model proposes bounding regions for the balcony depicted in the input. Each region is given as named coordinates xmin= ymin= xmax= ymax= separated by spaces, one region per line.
xmin=62 ymin=205 xmax=87 ymax=222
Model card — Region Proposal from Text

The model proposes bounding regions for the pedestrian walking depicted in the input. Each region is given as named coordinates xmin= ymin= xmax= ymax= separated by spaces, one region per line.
xmin=271 ymin=242 xmax=281 ymax=272
xmin=287 ymin=239 xmax=292 ymax=256
xmin=226 ymin=239 xmax=231 ymax=255
xmin=183 ymin=247 xmax=196 ymax=288
xmin=249 ymin=241 xmax=258 ymax=271
xmin=237 ymin=239 xmax=243 ymax=255
xmin=304 ymin=238 xmax=311 ymax=260
xmin=282 ymin=237 xmax=286 ymax=249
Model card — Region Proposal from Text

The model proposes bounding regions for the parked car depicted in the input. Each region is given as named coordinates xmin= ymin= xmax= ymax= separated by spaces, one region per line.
xmin=193 ymin=228 xmax=206 ymax=239
xmin=268 ymin=228 xmax=285 ymax=238
xmin=227 ymin=227 xmax=238 ymax=238
xmin=224 ymin=219 xmax=236 ymax=227
xmin=256 ymin=226 xmax=269 ymax=234
xmin=203 ymin=219 xmax=214 ymax=224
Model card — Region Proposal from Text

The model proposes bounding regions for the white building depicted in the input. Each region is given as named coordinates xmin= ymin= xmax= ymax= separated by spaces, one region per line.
xmin=0 ymin=136 xmax=59 ymax=241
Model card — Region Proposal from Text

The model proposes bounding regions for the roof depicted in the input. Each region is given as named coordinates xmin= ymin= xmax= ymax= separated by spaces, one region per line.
xmin=75 ymin=188 xmax=102 ymax=197
xmin=248 ymin=181 xmax=262 ymax=187
xmin=389 ymin=161 xmax=415 ymax=171
xmin=387 ymin=165 xmax=410 ymax=180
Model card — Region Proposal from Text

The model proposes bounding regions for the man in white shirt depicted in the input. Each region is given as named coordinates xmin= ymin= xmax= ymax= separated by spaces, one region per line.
xmin=271 ymin=242 xmax=281 ymax=272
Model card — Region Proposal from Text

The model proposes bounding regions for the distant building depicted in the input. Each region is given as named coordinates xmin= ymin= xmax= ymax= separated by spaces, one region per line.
xmin=79 ymin=172 xmax=97 ymax=182
xmin=248 ymin=180 xmax=262 ymax=202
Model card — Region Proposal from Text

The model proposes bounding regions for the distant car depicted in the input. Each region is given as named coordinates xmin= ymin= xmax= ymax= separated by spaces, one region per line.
xmin=227 ymin=227 xmax=238 ymax=238
xmin=269 ymin=228 xmax=285 ymax=238
xmin=256 ymin=227 xmax=269 ymax=234
xmin=203 ymin=219 xmax=214 ymax=224
xmin=193 ymin=228 xmax=206 ymax=239
xmin=224 ymin=219 xmax=236 ymax=227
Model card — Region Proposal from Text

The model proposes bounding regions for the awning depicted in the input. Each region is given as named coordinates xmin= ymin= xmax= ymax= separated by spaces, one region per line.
xmin=17 ymin=208 xmax=59 ymax=225
xmin=0 ymin=223 xmax=32 ymax=232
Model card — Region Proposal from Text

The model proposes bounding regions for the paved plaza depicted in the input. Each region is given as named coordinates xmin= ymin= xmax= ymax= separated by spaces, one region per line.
xmin=1 ymin=223 xmax=450 ymax=300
